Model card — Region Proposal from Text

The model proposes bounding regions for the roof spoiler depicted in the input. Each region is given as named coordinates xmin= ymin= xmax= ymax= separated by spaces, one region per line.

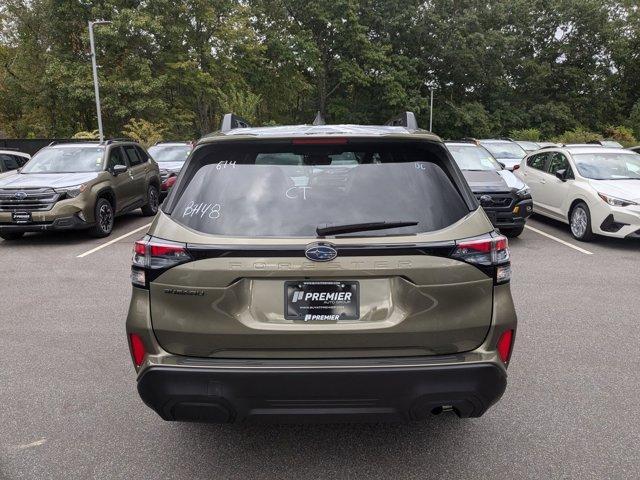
xmin=384 ymin=111 xmax=418 ymax=130
xmin=220 ymin=113 xmax=251 ymax=132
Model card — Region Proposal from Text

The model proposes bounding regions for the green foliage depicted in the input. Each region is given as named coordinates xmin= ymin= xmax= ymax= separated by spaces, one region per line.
xmin=509 ymin=129 xmax=541 ymax=142
xmin=72 ymin=130 xmax=99 ymax=140
xmin=603 ymin=126 xmax=637 ymax=147
xmin=217 ymin=87 xmax=261 ymax=124
xmin=121 ymin=119 xmax=166 ymax=147
xmin=0 ymin=0 xmax=639 ymax=140
xmin=552 ymin=128 xmax=602 ymax=145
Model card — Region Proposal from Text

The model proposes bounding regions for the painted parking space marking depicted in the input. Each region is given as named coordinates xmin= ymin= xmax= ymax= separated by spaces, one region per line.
xmin=524 ymin=225 xmax=593 ymax=255
xmin=76 ymin=223 xmax=151 ymax=258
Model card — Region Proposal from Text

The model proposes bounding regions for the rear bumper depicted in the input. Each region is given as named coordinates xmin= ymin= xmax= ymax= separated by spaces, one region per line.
xmin=137 ymin=360 xmax=507 ymax=423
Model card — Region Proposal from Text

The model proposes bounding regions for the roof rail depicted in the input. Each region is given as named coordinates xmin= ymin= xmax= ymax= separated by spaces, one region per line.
xmin=384 ymin=111 xmax=418 ymax=130
xmin=312 ymin=111 xmax=326 ymax=126
xmin=220 ymin=113 xmax=251 ymax=132
xmin=104 ymin=138 xmax=132 ymax=145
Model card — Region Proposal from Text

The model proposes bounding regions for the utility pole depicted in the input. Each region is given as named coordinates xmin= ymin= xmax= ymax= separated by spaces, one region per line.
xmin=89 ymin=20 xmax=112 ymax=142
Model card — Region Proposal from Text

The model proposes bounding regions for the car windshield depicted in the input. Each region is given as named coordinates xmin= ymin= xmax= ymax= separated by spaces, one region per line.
xmin=573 ymin=152 xmax=640 ymax=180
xmin=447 ymin=145 xmax=501 ymax=171
xmin=21 ymin=146 xmax=104 ymax=173
xmin=148 ymin=145 xmax=191 ymax=163
xmin=481 ymin=142 xmax=527 ymax=160
xmin=169 ymin=143 xmax=469 ymax=237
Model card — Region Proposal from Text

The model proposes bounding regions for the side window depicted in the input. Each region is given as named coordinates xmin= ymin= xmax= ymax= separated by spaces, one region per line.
xmin=548 ymin=153 xmax=574 ymax=178
xmin=107 ymin=147 xmax=126 ymax=170
xmin=527 ymin=153 xmax=548 ymax=171
xmin=135 ymin=146 xmax=150 ymax=163
xmin=1 ymin=155 xmax=21 ymax=171
xmin=124 ymin=145 xmax=142 ymax=166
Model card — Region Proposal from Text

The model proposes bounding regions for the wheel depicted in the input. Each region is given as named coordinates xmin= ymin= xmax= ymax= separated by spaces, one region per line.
xmin=569 ymin=202 xmax=594 ymax=241
xmin=501 ymin=225 xmax=524 ymax=238
xmin=89 ymin=198 xmax=114 ymax=238
xmin=141 ymin=185 xmax=159 ymax=216
xmin=0 ymin=231 xmax=25 ymax=241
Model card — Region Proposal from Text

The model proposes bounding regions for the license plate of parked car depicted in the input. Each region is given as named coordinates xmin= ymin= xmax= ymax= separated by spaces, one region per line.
xmin=12 ymin=211 xmax=32 ymax=223
xmin=285 ymin=280 xmax=359 ymax=321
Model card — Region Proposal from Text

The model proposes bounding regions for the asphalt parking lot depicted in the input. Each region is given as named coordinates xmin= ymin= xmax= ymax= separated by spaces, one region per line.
xmin=1 ymin=213 xmax=639 ymax=480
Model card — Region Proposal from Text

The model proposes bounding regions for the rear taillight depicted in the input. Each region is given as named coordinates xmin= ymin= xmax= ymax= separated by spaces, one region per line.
xmin=129 ymin=333 xmax=146 ymax=367
xmin=131 ymin=236 xmax=192 ymax=288
xmin=497 ymin=329 xmax=514 ymax=363
xmin=451 ymin=234 xmax=511 ymax=284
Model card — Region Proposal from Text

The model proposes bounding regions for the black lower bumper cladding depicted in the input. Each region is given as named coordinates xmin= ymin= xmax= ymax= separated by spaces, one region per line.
xmin=137 ymin=362 xmax=507 ymax=423
xmin=0 ymin=215 xmax=90 ymax=232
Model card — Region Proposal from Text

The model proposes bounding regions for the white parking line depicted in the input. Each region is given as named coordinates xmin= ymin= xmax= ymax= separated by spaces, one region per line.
xmin=76 ymin=223 xmax=151 ymax=258
xmin=524 ymin=225 xmax=593 ymax=255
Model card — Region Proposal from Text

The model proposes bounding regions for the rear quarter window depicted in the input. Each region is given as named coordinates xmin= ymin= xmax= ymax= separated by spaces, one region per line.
xmin=168 ymin=143 xmax=471 ymax=238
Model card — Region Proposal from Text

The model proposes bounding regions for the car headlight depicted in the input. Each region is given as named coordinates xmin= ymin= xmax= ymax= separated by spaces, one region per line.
xmin=55 ymin=184 xmax=87 ymax=198
xmin=516 ymin=186 xmax=530 ymax=198
xmin=597 ymin=193 xmax=637 ymax=207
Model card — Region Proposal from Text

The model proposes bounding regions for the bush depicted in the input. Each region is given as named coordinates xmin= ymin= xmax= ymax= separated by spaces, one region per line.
xmin=72 ymin=130 xmax=99 ymax=140
xmin=509 ymin=128 xmax=541 ymax=141
xmin=122 ymin=119 xmax=167 ymax=148
xmin=552 ymin=127 xmax=601 ymax=145
xmin=603 ymin=125 xmax=637 ymax=147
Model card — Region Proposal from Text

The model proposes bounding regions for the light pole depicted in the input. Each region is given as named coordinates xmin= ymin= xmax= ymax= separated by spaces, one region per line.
xmin=429 ymin=88 xmax=435 ymax=133
xmin=89 ymin=20 xmax=112 ymax=142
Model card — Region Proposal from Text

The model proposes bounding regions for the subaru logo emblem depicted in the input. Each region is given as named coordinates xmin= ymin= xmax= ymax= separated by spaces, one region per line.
xmin=13 ymin=191 xmax=27 ymax=200
xmin=305 ymin=243 xmax=338 ymax=262
xmin=479 ymin=194 xmax=494 ymax=206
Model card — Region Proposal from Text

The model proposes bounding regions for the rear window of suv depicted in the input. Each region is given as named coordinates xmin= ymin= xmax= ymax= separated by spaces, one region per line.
xmin=168 ymin=142 xmax=470 ymax=237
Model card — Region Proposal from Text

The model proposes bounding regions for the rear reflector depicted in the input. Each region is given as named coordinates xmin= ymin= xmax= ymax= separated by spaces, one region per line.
xmin=292 ymin=137 xmax=349 ymax=145
xmin=497 ymin=330 xmax=514 ymax=363
xmin=129 ymin=333 xmax=146 ymax=367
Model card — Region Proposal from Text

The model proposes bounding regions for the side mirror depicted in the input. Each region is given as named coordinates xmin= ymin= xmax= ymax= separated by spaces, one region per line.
xmin=498 ymin=162 xmax=506 ymax=170
xmin=555 ymin=169 xmax=567 ymax=182
xmin=112 ymin=164 xmax=128 ymax=176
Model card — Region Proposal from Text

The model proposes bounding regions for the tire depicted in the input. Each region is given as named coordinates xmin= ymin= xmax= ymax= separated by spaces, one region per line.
xmin=89 ymin=197 xmax=114 ymax=238
xmin=0 ymin=231 xmax=25 ymax=241
xmin=569 ymin=202 xmax=594 ymax=242
xmin=501 ymin=225 xmax=525 ymax=238
xmin=141 ymin=185 xmax=159 ymax=217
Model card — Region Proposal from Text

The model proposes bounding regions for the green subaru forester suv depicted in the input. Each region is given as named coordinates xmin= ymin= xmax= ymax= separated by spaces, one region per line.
xmin=0 ymin=140 xmax=160 ymax=239
xmin=126 ymin=113 xmax=517 ymax=423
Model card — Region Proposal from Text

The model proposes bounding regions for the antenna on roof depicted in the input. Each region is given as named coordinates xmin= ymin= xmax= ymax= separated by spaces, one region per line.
xmin=220 ymin=113 xmax=251 ymax=132
xmin=384 ymin=111 xmax=418 ymax=130
xmin=312 ymin=111 xmax=326 ymax=126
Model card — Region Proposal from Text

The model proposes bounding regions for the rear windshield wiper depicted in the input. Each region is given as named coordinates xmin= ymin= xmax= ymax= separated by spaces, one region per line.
xmin=316 ymin=221 xmax=419 ymax=236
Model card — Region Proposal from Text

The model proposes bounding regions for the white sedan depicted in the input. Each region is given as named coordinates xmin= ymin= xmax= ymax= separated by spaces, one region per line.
xmin=515 ymin=146 xmax=640 ymax=241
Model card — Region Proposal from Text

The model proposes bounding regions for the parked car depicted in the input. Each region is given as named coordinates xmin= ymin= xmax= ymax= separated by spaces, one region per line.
xmin=513 ymin=140 xmax=540 ymax=153
xmin=479 ymin=139 xmax=527 ymax=171
xmin=126 ymin=112 xmax=517 ymax=424
xmin=446 ymin=141 xmax=532 ymax=237
xmin=0 ymin=140 xmax=160 ymax=240
xmin=147 ymin=142 xmax=193 ymax=197
xmin=515 ymin=146 xmax=640 ymax=241
xmin=0 ymin=149 xmax=30 ymax=174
